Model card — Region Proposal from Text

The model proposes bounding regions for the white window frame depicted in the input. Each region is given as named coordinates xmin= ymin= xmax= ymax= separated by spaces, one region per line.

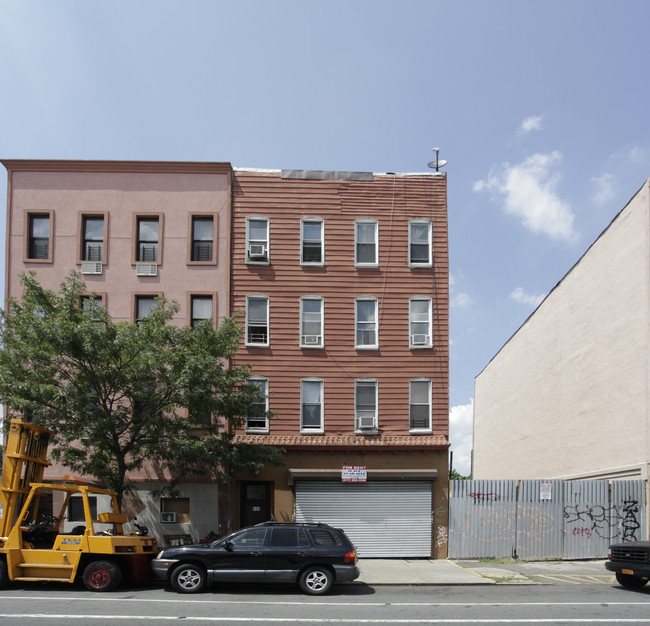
xmin=246 ymin=216 xmax=270 ymax=264
xmin=408 ymin=219 xmax=432 ymax=267
xmin=355 ymin=297 xmax=379 ymax=350
xmin=245 ymin=295 xmax=269 ymax=347
xmin=300 ymin=218 xmax=325 ymax=266
xmin=355 ymin=379 xmax=378 ymax=432
xmin=246 ymin=377 xmax=269 ymax=433
xmin=409 ymin=297 xmax=433 ymax=348
xmin=409 ymin=378 xmax=432 ymax=432
xmin=300 ymin=378 xmax=324 ymax=434
xmin=300 ymin=296 xmax=324 ymax=348
xmin=354 ymin=219 xmax=378 ymax=267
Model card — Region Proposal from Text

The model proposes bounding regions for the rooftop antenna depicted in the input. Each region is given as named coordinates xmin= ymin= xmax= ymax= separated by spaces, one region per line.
xmin=428 ymin=147 xmax=447 ymax=172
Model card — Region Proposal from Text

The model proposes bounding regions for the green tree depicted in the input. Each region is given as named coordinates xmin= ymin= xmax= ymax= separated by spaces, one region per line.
xmin=0 ymin=271 xmax=284 ymax=504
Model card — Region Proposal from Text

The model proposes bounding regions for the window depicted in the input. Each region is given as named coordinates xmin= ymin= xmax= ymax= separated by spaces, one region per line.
xmin=301 ymin=218 xmax=324 ymax=265
xmin=80 ymin=295 xmax=105 ymax=320
xmin=246 ymin=377 xmax=269 ymax=432
xmin=355 ymin=379 xmax=378 ymax=431
xmin=246 ymin=295 xmax=269 ymax=346
xmin=161 ymin=497 xmax=190 ymax=523
xmin=355 ymin=297 xmax=378 ymax=349
xmin=68 ymin=495 xmax=97 ymax=522
xmin=301 ymin=378 xmax=323 ymax=433
xmin=355 ymin=219 xmax=378 ymax=267
xmin=409 ymin=220 xmax=432 ymax=267
xmin=300 ymin=297 xmax=324 ymax=348
xmin=137 ymin=216 xmax=159 ymax=263
xmin=309 ymin=528 xmax=341 ymax=547
xmin=27 ymin=213 xmax=51 ymax=260
xmin=135 ymin=295 xmax=158 ymax=325
xmin=246 ymin=216 xmax=269 ymax=263
xmin=269 ymin=527 xmax=309 ymax=548
xmin=410 ymin=297 xmax=432 ymax=348
xmin=229 ymin=527 xmax=268 ymax=548
xmin=190 ymin=216 xmax=214 ymax=262
xmin=82 ymin=216 xmax=104 ymax=262
xmin=190 ymin=295 xmax=213 ymax=328
xmin=410 ymin=379 xmax=432 ymax=431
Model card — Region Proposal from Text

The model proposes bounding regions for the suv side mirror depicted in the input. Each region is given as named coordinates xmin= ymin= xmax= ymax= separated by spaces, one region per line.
xmin=224 ymin=540 xmax=234 ymax=552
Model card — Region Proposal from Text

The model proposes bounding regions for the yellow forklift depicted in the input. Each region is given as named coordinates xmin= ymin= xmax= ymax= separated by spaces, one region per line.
xmin=0 ymin=419 xmax=157 ymax=591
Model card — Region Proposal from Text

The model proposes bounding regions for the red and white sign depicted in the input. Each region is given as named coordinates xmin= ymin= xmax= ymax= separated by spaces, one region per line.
xmin=341 ymin=465 xmax=367 ymax=483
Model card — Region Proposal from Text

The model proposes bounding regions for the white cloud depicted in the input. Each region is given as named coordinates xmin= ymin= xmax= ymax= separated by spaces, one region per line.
xmin=519 ymin=114 xmax=544 ymax=134
xmin=474 ymin=151 xmax=577 ymax=241
xmin=510 ymin=287 xmax=546 ymax=307
xmin=591 ymin=173 xmax=616 ymax=207
xmin=451 ymin=292 xmax=473 ymax=309
xmin=449 ymin=399 xmax=474 ymax=476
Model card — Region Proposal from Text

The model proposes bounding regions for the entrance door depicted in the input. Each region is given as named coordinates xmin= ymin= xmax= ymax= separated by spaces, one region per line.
xmin=241 ymin=482 xmax=272 ymax=527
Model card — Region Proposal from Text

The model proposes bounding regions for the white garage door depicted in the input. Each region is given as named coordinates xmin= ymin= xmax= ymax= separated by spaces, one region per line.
xmin=295 ymin=480 xmax=432 ymax=557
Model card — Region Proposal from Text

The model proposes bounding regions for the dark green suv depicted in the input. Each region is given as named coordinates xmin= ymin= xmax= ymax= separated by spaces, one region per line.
xmin=152 ymin=521 xmax=359 ymax=595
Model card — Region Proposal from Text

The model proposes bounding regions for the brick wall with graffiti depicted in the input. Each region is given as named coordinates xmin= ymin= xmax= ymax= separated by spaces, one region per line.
xmin=448 ymin=479 xmax=646 ymax=559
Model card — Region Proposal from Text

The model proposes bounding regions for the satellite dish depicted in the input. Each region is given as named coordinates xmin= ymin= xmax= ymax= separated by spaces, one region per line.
xmin=428 ymin=147 xmax=447 ymax=171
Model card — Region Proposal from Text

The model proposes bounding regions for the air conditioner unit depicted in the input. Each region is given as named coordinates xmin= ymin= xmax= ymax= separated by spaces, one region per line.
xmin=160 ymin=512 xmax=177 ymax=523
xmin=81 ymin=262 xmax=103 ymax=275
xmin=358 ymin=417 xmax=376 ymax=430
xmin=248 ymin=244 xmax=267 ymax=260
xmin=411 ymin=334 xmax=429 ymax=346
xmin=303 ymin=335 xmax=321 ymax=345
xmin=136 ymin=263 xmax=158 ymax=277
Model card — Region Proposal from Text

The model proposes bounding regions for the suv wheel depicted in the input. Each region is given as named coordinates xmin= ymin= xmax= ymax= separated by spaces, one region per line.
xmin=616 ymin=572 xmax=648 ymax=589
xmin=299 ymin=566 xmax=333 ymax=595
xmin=171 ymin=563 xmax=207 ymax=593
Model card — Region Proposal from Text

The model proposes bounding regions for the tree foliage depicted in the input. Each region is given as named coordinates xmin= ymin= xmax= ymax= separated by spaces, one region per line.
xmin=0 ymin=272 xmax=284 ymax=503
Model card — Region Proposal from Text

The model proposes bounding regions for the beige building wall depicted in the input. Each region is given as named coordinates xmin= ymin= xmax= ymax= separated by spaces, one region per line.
xmin=474 ymin=179 xmax=650 ymax=481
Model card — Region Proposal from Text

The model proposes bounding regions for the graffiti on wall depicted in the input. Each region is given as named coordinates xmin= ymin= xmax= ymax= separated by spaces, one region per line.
xmin=465 ymin=505 xmax=555 ymax=552
xmin=563 ymin=500 xmax=641 ymax=542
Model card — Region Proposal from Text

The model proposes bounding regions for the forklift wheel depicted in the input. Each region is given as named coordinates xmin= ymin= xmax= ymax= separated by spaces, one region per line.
xmin=83 ymin=560 xmax=122 ymax=591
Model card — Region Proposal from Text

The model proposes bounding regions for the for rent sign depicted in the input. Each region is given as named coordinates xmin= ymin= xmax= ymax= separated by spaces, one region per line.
xmin=341 ymin=465 xmax=367 ymax=483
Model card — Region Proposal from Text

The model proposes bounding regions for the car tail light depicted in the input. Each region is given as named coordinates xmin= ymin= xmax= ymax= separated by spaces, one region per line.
xmin=344 ymin=550 xmax=356 ymax=563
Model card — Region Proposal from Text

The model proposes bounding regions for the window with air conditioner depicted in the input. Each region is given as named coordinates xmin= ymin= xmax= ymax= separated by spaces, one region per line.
xmin=82 ymin=216 xmax=104 ymax=263
xmin=136 ymin=216 xmax=159 ymax=263
xmin=355 ymin=379 xmax=377 ymax=432
xmin=300 ymin=297 xmax=323 ymax=348
xmin=409 ymin=297 xmax=432 ymax=348
xmin=246 ymin=295 xmax=269 ymax=346
xmin=246 ymin=216 xmax=269 ymax=263
xmin=246 ymin=377 xmax=269 ymax=432
xmin=160 ymin=497 xmax=190 ymax=523
xmin=301 ymin=218 xmax=324 ymax=265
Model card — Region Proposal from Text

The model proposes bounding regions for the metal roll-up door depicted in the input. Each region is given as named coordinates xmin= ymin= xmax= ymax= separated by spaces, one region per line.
xmin=295 ymin=480 xmax=432 ymax=557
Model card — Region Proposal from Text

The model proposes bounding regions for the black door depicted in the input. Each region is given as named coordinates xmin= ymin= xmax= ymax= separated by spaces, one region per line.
xmin=241 ymin=482 xmax=272 ymax=527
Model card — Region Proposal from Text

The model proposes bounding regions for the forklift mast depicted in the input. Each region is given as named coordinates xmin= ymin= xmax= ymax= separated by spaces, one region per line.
xmin=0 ymin=419 xmax=51 ymax=538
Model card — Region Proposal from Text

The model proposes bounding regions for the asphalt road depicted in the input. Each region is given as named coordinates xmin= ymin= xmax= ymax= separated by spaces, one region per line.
xmin=1 ymin=581 xmax=650 ymax=625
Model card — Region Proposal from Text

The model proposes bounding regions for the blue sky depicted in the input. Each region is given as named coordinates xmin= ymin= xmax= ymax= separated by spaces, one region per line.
xmin=2 ymin=0 xmax=650 ymax=475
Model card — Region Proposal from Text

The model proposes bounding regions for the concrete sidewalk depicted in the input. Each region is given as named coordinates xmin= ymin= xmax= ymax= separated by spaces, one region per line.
xmin=357 ymin=559 xmax=612 ymax=585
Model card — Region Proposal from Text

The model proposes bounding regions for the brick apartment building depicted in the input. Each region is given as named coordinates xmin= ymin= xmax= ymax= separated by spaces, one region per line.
xmin=2 ymin=160 xmax=449 ymax=558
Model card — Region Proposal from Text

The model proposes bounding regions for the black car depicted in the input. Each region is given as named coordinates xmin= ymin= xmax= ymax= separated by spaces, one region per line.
xmin=605 ymin=541 xmax=650 ymax=589
xmin=152 ymin=521 xmax=360 ymax=595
